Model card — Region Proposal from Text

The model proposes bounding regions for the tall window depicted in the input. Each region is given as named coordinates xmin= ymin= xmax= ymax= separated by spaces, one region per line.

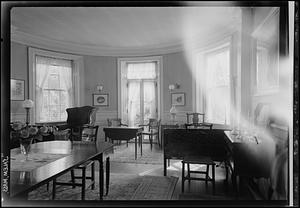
xmin=195 ymin=42 xmax=231 ymax=125
xmin=29 ymin=48 xmax=82 ymax=124
xmin=35 ymin=56 xmax=73 ymax=123
xmin=118 ymin=56 xmax=162 ymax=126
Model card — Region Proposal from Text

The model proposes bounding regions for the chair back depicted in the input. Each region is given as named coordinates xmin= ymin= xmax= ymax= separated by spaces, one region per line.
xmin=186 ymin=113 xmax=205 ymax=125
xmin=82 ymin=125 xmax=99 ymax=143
xmin=66 ymin=106 xmax=97 ymax=126
xmin=148 ymin=118 xmax=161 ymax=131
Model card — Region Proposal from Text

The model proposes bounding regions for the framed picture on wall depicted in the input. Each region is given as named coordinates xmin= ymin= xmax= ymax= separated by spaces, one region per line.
xmin=11 ymin=79 xmax=25 ymax=101
xmin=171 ymin=92 xmax=185 ymax=106
xmin=93 ymin=93 xmax=109 ymax=106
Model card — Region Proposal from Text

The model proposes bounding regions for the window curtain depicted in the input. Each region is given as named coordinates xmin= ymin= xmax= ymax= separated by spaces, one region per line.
xmin=143 ymin=81 xmax=156 ymax=122
xmin=127 ymin=62 xmax=156 ymax=79
xmin=35 ymin=56 xmax=72 ymax=123
xmin=128 ymin=81 xmax=140 ymax=127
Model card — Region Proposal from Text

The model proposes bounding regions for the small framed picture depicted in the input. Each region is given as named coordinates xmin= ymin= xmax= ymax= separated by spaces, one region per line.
xmin=93 ymin=93 xmax=109 ymax=106
xmin=11 ymin=79 xmax=25 ymax=101
xmin=171 ymin=92 xmax=185 ymax=106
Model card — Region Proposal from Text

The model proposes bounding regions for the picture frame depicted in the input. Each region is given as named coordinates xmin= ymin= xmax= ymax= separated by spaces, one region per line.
xmin=93 ymin=93 xmax=109 ymax=106
xmin=171 ymin=92 xmax=185 ymax=106
xmin=11 ymin=79 xmax=25 ymax=101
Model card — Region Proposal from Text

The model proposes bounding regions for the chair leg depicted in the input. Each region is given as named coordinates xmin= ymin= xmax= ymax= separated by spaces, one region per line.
xmin=181 ymin=161 xmax=185 ymax=193
xmin=82 ymin=168 xmax=86 ymax=200
xmin=71 ymin=169 xmax=76 ymax=188
xmin=106 ymin=157 xmax=110 ymax=195
xmin=91 ymin=162 xmax=95 ymax=190
xmin=212 ymin=164 xmax=215 ymax=194
xmin=52 ymin=178 xmax=56 ymax=200
xmin=187 ymin=163 xmax=191 ymax=184
xmin=205 ymin=165 xmax=209 ymax=185
xmin=150 ymin=135 xmax=153 ymax=151
xmin=46 ymin=182 xmax=49 ymax=191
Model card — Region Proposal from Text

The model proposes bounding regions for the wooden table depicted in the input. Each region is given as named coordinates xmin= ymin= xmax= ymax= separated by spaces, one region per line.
xmin=163 ymin=124 xmax=232 ymax=176
xmin=9 ymin=140 xmax=113 ymax=201
xmin=103 ymin=126 xmax=143 ymax=160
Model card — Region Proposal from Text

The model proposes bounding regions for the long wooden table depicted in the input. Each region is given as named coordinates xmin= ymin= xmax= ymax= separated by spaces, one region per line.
xmin=9 ymin=140 xmax=113 ymax=201
xmin=103 ymin=126 xmax=143 ymax=160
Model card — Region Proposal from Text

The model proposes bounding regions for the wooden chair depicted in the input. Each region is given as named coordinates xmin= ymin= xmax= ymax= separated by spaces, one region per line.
xmin=107 ymin=118 xmax=128 ymax=146
xmin=182 ymin=124 xmax=216 ymax=194
xmin=52 ymin=125 xmax=101 ymax=200
xmin=139 ymin=118 xmax=161 ymax=150
xmin=185 ymin=113 xmax=205 ymax=128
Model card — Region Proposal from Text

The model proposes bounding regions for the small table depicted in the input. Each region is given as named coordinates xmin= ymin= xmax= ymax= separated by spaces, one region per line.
xmin=103 ymin=126 xmax=143 ymax=160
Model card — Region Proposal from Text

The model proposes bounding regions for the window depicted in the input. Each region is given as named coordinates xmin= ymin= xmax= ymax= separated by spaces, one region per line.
xmin=36 ymin=56 xmax=73 ymax=122
xmin=118 ymin=57 xmax=162 ymax=126
xmin=195 ymin=42 xmax=231 ymax=125
xmin=29 ymin=48 xmax=82 ymax=124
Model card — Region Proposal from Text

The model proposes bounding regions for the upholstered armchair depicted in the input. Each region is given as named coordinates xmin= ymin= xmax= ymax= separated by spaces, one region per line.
xmin=57 ymin=106 xmax=97 ymax=141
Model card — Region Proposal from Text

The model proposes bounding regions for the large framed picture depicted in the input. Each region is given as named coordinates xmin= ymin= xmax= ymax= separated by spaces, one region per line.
xmin=171 ymin=92 xmax=185 ymax=106
xmin=93 ymin=93 xmax=109 ymax=106
xmin=11 ymin=79 xmax=25 ymax=101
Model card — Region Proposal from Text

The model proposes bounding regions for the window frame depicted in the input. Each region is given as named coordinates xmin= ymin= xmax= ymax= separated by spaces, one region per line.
xmin=28 ymin=47 xmax=83 ymax=124
xmin=193 ymin=36 xmax=234 ymax=125
xmin=117 ymin=56 xmax=163 ymax=123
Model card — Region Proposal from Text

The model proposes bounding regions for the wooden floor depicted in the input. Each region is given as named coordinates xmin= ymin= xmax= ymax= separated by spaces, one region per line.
xmin=105 ymin=140 xmax=253 ymax=201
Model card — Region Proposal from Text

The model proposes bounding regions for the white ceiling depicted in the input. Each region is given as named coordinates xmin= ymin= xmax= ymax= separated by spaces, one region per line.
xmin=11 ymin=7 xmax=241 ymax=56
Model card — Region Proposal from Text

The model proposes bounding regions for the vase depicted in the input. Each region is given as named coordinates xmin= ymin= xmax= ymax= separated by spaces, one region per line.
xmin=19 ymin=137 xmax=33 ymax=161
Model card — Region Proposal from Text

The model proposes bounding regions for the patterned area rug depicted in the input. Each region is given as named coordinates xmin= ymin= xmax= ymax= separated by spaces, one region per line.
xmin=105 ymin=142 xmax=163 ymax=165
xmin=28 ymin=172 xmax=178 ymax=200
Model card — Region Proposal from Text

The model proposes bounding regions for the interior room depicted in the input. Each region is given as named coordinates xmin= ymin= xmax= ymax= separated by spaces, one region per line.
xmin=2 ymin=1 xmax=297 ymax=207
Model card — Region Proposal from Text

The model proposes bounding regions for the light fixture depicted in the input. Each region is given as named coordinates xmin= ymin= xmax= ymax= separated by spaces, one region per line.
xmin=22 ymin=99 xmax=34 ymax=126
xmin=170 ymin=105 xmax=177 ymax=123
xmin=96 ymin=84 xmax=103 ymax=92
xmin=168 ymin=83 xmax=180 ymax=91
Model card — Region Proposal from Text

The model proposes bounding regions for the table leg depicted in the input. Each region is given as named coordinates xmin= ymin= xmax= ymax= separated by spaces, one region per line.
xmin=140 ymin=134 xmax=142 ymax=156
xmin=105 ymin=157 xmax=110 ymax=195
xmin=135 ymin=137 xmax=137 ymax=160
xmin=164 ymin=156 xmax=167 ymax=176
xmin=98 ymin=155 xmax=104 ymax=200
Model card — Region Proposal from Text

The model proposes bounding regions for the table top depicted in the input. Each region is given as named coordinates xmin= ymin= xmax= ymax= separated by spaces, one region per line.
xmin=161 ymin=123 xmax=232 ymax=131
xmin=103 ymin=126 xmax=143 ymax=130
xmin=10 ymin=140 xmax=113 ymax=198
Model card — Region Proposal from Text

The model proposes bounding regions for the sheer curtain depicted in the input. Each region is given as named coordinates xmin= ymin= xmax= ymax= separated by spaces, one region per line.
xmin=128 ymin=82 xmax=140 ymax=126
xmin=35 ymin=56 xmax=72 ymax=123
xmin=205 ymin=48 xmax=230 ymax=124
xmin=125 ymin=61 xmax=157 ymax=126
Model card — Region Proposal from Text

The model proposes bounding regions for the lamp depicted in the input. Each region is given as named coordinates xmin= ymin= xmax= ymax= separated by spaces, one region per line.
xmin=22 ymin=99 xmax=34 ymax=126
xmin=168 ymin=83 xmax=180 ymax=91
xmin=170 ymin=105 xmax=177 ymax=123
xmin=96 ymin=84 xmax=103 ymax=92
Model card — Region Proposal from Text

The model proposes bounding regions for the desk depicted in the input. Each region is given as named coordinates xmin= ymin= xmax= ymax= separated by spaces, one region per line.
xmin=103 ymin=126 xmax=143 ymax=160
xmin=163 ymin=124 xmax=231 ymax=176
xmin=10 ymin=140 xmax=113 ymax=200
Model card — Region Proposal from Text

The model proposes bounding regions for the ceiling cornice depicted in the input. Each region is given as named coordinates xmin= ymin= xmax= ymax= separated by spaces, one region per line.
xmin=11 ymin=30 xmax=184 ymax=57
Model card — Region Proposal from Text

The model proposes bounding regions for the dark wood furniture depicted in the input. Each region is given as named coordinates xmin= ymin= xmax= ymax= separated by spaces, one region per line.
xmin=163 ymin=125 xmax=232 ymax=178
xmin=103 ymin=126 xmax=143 ymax=160
xmin=139 ymin=118 xmax=161 ymax=150
xmin=58 ymin=106 xmax=97 ymax=141
xmin=10 ymin=140 xmax=113 ymax=201
xmin=107 ymin=118 xmax=129 ymax=146
xmin=52 ymin=125 xmax=100 ymax=200
xmin=186 ymin=112 xmax=205 ymax=125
